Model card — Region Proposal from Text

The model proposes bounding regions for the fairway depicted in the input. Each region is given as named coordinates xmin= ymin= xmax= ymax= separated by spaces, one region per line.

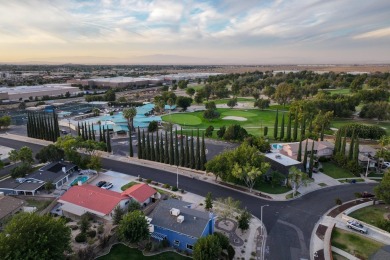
xmin=163 ymin=114 xmax=202 ymax=125
xmin=221 ymin=110 xmax=257 ymax=118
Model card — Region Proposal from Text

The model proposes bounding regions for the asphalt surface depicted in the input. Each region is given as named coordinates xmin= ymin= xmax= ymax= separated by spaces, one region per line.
xmin=0 ymin=137 xmax=377 ymax=260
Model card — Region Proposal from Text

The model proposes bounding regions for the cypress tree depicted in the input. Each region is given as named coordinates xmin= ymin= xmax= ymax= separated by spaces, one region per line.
xmin=164 ymin=132 xmax=169 ymax=164
xmin=151 ymin=133 xmax=155 ymax=161
xmin=80 ymin=122 xmax=85 ymax=140
xmin=286 ymin=112 xmax=292 ymax=141
xmin=273 ymin=109 xmax=279 ymax=140
xmin=38 ymin=114 xmax=44 ymax=139
xmin=160 ymin=132 xmax=164 ymax=163
xmin=155 ymin=132 xmax=160 ymax=161
xmin=293 ymin=110 xmax=298 ymax=141
xmin=53 ymin=111 xmax=59 ymax=138
xmin=142 ymin=130 xmax=146 ymax=159
xmin=320 ymin=122 xmax=325 ymax=141
xmin=88 ymin=124 xmax=92 ymax=140
xmin=300 ymin=114 xmax=306 ymax=139
xmin=263 ymin=126 xmax=268 ymax=137
xmin=84 ymin=123 xmax=88 ymax=140
xmin=146 ymin=132 xmax=151 ymax=160
xmin=341 ymin=130 xmax=347 ymax=158
xmin=47 ymin=117 xmax=53 ymax=141
xmin=303 ymin=138 xmax=309 ymax=171
xmin=26 ymin=113 xmax=31 ymax=137
xmin=180 ymin=129 xmax=185 ymax=167
xmin=29 ymin=113 xmax=34 ymax=138
xmin=308 ymin=141 xmax=315 ymax=178
xmin=200 ymin=132 xmax=207 ymax=170
xmin=308 ymin=116 xmax=313 ymax=134
xmin=169 ymin=128 xmax=174 ymax=165
xmin=348 ymin=130 xmax=355 ymax=161
xmin=129 ymin=132 xmax=134 ymax=158
xmin=195 ymin=129 xmax=201 ymax=170
xmin=137 ymin=127 xmax=142 ymax=159
xmin=333 ymin=130 xmax=341 ymax=155
xmin=106 ymin=127 xmax=112 ymax=153
xmin=174 ymin=128 xmax=179 ymax=166
xmin=102 ymin=126 xmax=107 ymax=144
xmin=185 ymin=132 xmax=190 ymax=167
xmin=280 ymin=113 xmax=285 ymax=141
xmin=297 ymin=138 xmax=303 ymax=162
xmin=92 ymin=123 xmax=96 ymax=141
xmin=353 ymin=136 xmax=359 ymax=163
xmin=78 ymin=122 xmax=81 ymax=137
xmin=190 ymin=130 xmax=195 ymax=169
xmin=43 ymin=114 xmax=49 ymax=140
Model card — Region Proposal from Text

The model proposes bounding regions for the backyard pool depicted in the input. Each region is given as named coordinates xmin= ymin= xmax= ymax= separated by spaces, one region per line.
xmin=70 ymin=176 xmax=89 ymax=186
xmin=271 ymin=143 xmax=284 ymax=150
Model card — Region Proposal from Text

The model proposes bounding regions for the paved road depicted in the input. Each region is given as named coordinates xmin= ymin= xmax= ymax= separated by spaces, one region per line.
xmin=0 ymin=137 xmax=377 ymax=260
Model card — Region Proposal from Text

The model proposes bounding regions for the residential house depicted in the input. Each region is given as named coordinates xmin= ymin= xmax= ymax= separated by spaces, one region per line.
xmin=281 ymin=139 xmax=334 ymax=160
xmin=0 ymin=192 xmax=25 ymax=228
xmin=121 ymin=183 xmax=160 ymax=206
xmin=0 ymin=161 xmax=77 ymax=195
xmin=149 ymin=199 xmax=215 ymax=253
xmin=58 ymin=184 xmax=129 ymax=221
xmin=265 ymin=152 xmax=304 ymax=176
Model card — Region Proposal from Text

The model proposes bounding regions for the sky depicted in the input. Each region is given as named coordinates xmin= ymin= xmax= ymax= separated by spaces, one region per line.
xmin=0 ymin=0 xmax=390 ymax=64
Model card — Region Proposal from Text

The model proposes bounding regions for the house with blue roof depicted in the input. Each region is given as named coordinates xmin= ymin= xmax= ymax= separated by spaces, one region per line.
xmin=149 ymin=199 xmax=215 ymax=253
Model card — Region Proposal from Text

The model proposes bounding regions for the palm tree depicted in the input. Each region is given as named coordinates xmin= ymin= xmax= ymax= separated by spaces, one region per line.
xmin=123 ymin=107 xmax=137 ymax=134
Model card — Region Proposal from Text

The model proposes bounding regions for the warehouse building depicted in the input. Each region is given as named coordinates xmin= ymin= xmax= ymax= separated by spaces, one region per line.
xmin=0 ymin=84 xmax=79 ymax=101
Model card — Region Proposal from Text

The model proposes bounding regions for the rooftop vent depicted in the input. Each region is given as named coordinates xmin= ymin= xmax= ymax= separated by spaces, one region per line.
xmin=177 ymin=215 xmax=184 ymax=223
xmin=170 ymin=208 xmax=180 ymax=216
xmin=275 ymin=154 xmax=282 ymax=159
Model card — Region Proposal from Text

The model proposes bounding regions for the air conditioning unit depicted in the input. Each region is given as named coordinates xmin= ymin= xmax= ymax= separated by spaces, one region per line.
xmin=170 ymin=208 xmax=180 ymax=216
xmin=275 ymin=155 xmax=282 ymax=159
xmin=177 ymin=215 xmax=184 ymax=223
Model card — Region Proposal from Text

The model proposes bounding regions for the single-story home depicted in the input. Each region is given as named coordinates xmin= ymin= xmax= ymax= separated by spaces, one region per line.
xmin=0 ymin=192 xmax=25 ymax=228
xmin=121 ymin=183 xmax=160 ymax=206
xmin=265 ymin=152 xmax=304 ymax=176
xmin=0 ymin=161 xmax=77 ymax=195
xmin=281 ymin=139 xmax=334 ymax=160
xmin=149 ymin=199 xmax=215 ymax=253
xmin=58 ymin=184 xmax=129 ymax=221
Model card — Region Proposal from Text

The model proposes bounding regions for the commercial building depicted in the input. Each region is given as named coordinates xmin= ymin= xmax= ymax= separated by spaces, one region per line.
xmin=0 ymin=84 xmax=79 ymax=101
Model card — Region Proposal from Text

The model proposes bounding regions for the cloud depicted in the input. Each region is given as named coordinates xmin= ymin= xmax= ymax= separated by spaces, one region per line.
xmin=353 ymin=27 xmax=390 ymax=39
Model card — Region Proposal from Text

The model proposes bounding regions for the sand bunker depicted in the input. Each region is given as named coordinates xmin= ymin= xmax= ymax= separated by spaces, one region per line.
xmin=222 ymin=116 xmax=247 ymax=121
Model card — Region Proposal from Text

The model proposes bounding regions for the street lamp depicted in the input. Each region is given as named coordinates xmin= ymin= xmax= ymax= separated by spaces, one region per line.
xmin=176 ymin=166 xmax=179 ymax=189
xmin=260 ymin=205 xmax=269 ymax=235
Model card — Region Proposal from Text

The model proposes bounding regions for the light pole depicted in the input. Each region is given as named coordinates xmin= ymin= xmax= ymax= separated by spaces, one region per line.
xmin=260 ymin=204 xmax=269 ymax=235
xmin=365 ymin=157 xmax=370 ymax=177
xmin=176 ymin=166 xmax=179 ymax=189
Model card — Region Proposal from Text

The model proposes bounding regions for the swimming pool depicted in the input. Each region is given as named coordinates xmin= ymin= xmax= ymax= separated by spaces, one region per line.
xmin=271 ymin=144 xmax=284 ymax=150
xmin=70 ymin=176 xmax=89 ymax=186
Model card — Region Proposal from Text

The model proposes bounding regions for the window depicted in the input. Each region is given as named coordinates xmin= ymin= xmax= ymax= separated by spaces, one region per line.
xmin=174 ymin=240 xmax=180 ymax=246
xmin=186 ymin=244 xmax=193 ymax=250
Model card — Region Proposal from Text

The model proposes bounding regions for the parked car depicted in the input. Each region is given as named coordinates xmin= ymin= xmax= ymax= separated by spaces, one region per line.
xmin=96 ymin=181 xmax=107 ymax=188
xmin=347 ymin=220 xmax=368 ymax=234
xmin=101 ymin=182 xmax=113 ymax=190
xmin=361 ymin=192 xmax=375 ymax=198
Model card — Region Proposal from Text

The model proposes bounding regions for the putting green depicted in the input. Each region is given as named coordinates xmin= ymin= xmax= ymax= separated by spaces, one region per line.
xmin=221 ymin=110 xmax=257 ymax=118
xmin=161 ymin=114 xmax=202 ymax=125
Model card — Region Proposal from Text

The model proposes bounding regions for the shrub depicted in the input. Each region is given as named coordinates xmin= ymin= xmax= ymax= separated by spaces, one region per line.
xmin=162 ymin=184 xmax=170 ymax=189
xmin=87 ymin=230 xmax=96 ymax=238
xmin=378 ymin=219 xmax=390 ymax=233
xmin=338 ymin=123 xmax=386 ymax=140
xmin=172 ymin=186 xmax=178 ymax=191
xmin=75 ymin=232 xmax=87 ymax=243
xmin=145 ymin=241 xmax=153 ymax=251
xmin=97 ymin=225 xmax=104 ymax=234
xmin=318 ymin=157 xmax=330 ymax=163
xmin=180 ymin=189 xmax=185 ymax=193
xmin=70 ymin=225 xmax=79 ymax=230
xmin=146 ymin=179 xmax=152 ymax=184
xmin=335 ymin=198 xmax=342 ymax=205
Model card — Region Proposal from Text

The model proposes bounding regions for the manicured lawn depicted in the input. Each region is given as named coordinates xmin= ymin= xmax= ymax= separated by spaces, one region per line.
xmin=208 ymin=97 xmax=255 ymax=105
xmin=331 ymin=228 xmax=384 ymax=260
xmin=97 ymin=244 xmax=189 ymax=260
xmin=349 ymin=205 xmax=390 ymax=228
xmin=269 ymin=104 xmax=290 ymax=111
xmin=322 ymin=162 xmax=355 ymax=179
xmin=327 ymin=88 xmax=351 ymax=95
xmin=164 ymin=114 xmax=202 ymax=126
xmin=285 ymin=191 xmax=300 ymax=199
xmin=25 ymin=199 xmax=53 ymax=211
xmin=330 ymin=118 xmax=390 ymax=133
xmin=121 ymin=181 xmax=138 ymax=191
xmin=254 ymin=182 xmax=291 ymax=194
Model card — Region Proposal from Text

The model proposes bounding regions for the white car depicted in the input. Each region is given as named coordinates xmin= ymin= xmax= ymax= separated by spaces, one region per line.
xmin=101 ymin=182 xmax=113 ymax=190
xmin=383 ymin=162 xmax=390 ymax=167
xmin=347 ymin=220 xmax=368 ymax=234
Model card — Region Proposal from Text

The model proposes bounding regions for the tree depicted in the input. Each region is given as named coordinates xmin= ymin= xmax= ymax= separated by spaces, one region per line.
xmin=254 ymin=98 xmax=270 ymax=110
xmin=112 ymin=206 xmax=125 ymax=225
xmin=195 ymin=130 xmax=201 ymax=170
xmin=104 ymin=89 xmax=116 ymax=101
xmin=232 ymin=162 xmax=270 ymax=192
xmin=288 ymin=166 xmax=310 ymax=197
xmin=80 ymin=213 xmax=91 ymax=233
xmin=238 ymin=209 xmax=252 ymax=232
xmin=297 ymin=138 xmax=302 ymax=162
xmin=263 ymin=126 xmax=268 ymax=136
xmin=374 ymin=171 xmax=390 ymax=204
xmin=10 ymin=163 xmax=31 ymax=178
xmin=203 ymin=101 xmax=220 ymax=120
xmin=137 ymin=127 xmax=142 ymax=159
xmin=293 ymin=110 xmax=298 ymax=141
xmin=302 ymin=139 xmax=309 ymax=171
xmin=215 ymin=197 xmax=241 ymax=223
xmin=18 ymin=102 xmax=26 ymax=110
xmin=193 ymin=235 xmax=222 ymax=260
xmin=9 ymin=146 xmax=34 ymax=165
xmin=190 ymin=130 xmax=195 ymax=169
xmin=0 ymin=115 xmax=11 ymax=129
xmin=148 ymin=121 xmax=158 ymax=132
xmin=106 ymin=127 xmax=112 ymax=153
xmin=169 ymin=128 xmax=174 ymax=165
xmin=217 ymin=126 xmax=226 ymax=138
xmin=176 ymin=96 xmax=192 ymax=111
xmin=205 ymin=192 xmax=213 ymax=211
xmin=227 ymin=98 xmax=237 ymax=108
xmin=118 ymin=210 xmax=149 ymax=243
xmin=274 ymin=82 xmax=293 ymax=106
xmin=280 ymin=113 xmax=285 ymax=141
xmin=244 ymin=136 xmax=271 ymax=153
xmin=128 ymin=200 xmax=141 ymax=212
xmin=200 ymin=133 xmax=207 ymax=170
xmin=308 ymin=141 xmax=315 ymax=178
xmin=0 ymin=213 xmax=71 ymax=260
xmin=35 ymin=144 xmax=65 ymax=163
xmin=186 ymin=87 xmax=195 ymax=97
xmin=205 ymin=125 xmax=214 ymax=137
xmin=123 ymin=107 xmax=137 ymax=133
xmin=273 ymin=109 xmax=279 ymax=140
xmin=286 ymin=112 xmax=292 ymax=141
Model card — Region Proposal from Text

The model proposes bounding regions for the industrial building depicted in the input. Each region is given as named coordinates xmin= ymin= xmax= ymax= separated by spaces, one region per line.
xmin=0 ymin=84 xmax=79 ymax=101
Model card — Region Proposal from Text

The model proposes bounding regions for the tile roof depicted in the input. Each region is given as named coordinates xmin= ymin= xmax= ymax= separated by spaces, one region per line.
xmin=0 ymin=196 xmax=25 ymax=220
xmin=59 ymin=184 xmax=124 ymax=215
xmin=122 ymin=183 xmax=157 ymax=203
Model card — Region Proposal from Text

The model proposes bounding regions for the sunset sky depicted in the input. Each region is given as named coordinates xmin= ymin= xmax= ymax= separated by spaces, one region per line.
xmin=1 ymin=0 xmax=390 ymax=64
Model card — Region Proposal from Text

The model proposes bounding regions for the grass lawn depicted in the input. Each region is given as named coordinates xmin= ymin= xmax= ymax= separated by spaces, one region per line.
xmin=254 ymin=182 xmax=291 ymax=194
xmin=322 ymin=162 xmax=355 ymax=179
xmin=269 ymin=104 xmax=290 ymax=111
xmin=338 ymin=178 xmax=364 ymax=183
xmin=331 ymin=228 xmax=384 ymax=260
xmin=121 ymin=181 xmax=138 ymax=191
xmin=25 ymin=199 xmax=53 ymax=211
xmin=349 ymin=205 xmax=390 ymax=228
xmin=326 ymin=88 xmax=351 ymax=95
xmin=285 ymin=191 xmax=300 ymax=199
xmin=207 ymin=97 xmax=256 ymax=105
xmin=332 ymin=252 xmax=348 ymax=260
xmin=98 ymin=244 xmax=189 ymax=260
xmin=330 ymin=118 xmax=390 ymax=133
xmin=318 ymin=183 xmax=328 ymax=187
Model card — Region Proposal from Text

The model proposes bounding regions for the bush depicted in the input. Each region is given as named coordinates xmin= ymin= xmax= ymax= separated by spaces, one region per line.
xmin=148 ymin=121 xmax=158 ymax=132
xmin=97 ymin=225 xmax=104 ymax=234
xmin=162 ymin=184 xmax=170 ymax=189
xmin=377 ymin=219 xmax=390 ymax=233
xmin=87 ymin=230 xmax=96 ymax=238
xmin=146 ymin=179 xmax=152 ymax=184
xmin=318 ymin=157 xmax=330 ymax=163
xmin=180 ymin=189 xmax=185 ymax=193
xmin=70 ymin=225 xmax=78 ymax=230
xmin=335 ymin=198 xmax=342 ymax=205
xmin=338 ymin=123 xmax=386 ymax=140
xmin=75 ymin=232 xmax=87 ymax=243
xmin=172 ymin=186 xmax=178 ymax=191
xmin=145 ymin=241 xmax=153 ymax=251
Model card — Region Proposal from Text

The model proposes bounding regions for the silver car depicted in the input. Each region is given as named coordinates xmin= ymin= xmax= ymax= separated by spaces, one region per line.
xmin=347 ymin=220 xmax=368 ymax=234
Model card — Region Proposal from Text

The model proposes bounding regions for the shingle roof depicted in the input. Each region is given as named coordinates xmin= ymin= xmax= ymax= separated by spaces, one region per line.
xmin=149 ymin=199 xmax=212 ymax=238
xmin=122 ymin=183 xmax=157 ymax=203
xmin=59 ymin=184 xmax=125 ymax=215
xmin=0 ymin=196 xmax=25 ymax=220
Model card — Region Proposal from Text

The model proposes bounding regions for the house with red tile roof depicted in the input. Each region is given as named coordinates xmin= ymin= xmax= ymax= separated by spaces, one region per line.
xmin=122 ymin=183 xmax=160 ymax=206
xmin=58 ymin=184 xmax=130 ymax=221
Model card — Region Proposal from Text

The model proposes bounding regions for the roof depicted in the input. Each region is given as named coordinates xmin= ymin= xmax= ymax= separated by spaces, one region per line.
xmin=0 ymin=178 xmax=45 ymax=192
xmin=149 ymin=199 xmax=212 ymax=238
xmin=58 ymin=184 xmax=125 ymax=215
xmin=265 ymin=152 xmax=301 ymax=167
xmin=28 ymin=161 xmax=77 ymax=184
xmin=285 ymin=139 xmax=334 ymax=154
xmin=0 ymin=195 xmax=25 ymax=220
xmin=122 ymin=183 xmax=157 ymax=203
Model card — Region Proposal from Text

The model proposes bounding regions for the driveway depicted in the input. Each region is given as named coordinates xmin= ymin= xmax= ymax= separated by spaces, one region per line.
xmin=89 ymin=170 xmax=136 ymax=193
